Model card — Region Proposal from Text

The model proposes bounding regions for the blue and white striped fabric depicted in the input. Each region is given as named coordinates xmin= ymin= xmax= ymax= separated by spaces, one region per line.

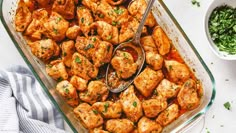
xmin=0 ymin=66 xmax=66 ymax=133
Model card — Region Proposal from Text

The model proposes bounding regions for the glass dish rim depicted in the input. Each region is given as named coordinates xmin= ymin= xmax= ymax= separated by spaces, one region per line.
xmin=0 ymin=0 xmax=216 ymax=132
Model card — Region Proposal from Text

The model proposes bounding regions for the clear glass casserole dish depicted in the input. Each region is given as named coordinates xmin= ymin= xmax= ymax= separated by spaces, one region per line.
xmin=0 ymin=0 xmax=216 ymax=132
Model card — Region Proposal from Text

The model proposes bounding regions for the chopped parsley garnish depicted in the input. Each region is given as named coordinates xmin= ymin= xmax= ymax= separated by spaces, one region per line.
xmin=224 ymin=101 xmax=231 ymax=110
xmin=103 ymin=102 xmax=109 ymax=112
xmin=57 ymin=77 xmax=63 ymax=82
xmin=112 ymin=21 xmax=117 ymax=26
xmin=114 ymin=7 xmax=124 ymax=15
xmin=99 ymin=14 xmax=104 ymax=18
xmin=209 ymin=6 xmax=236 ymax=54
xmin=55 ymin=17 xmax=62 ymax=24
xmin=75 ymin=56 xmax=82 ymax=63
xmin=191 ymin=0 xmax=200 ymax=7
xmin=63 ymin=52 xmax=67 ymax=56
xmin=53 ymin=28 xmax=58 ymax=34
xmin=93 ymin=109 xmax=98 ymax=114
xmin=84 ymin=44 xmax=94 ymax=50
xmin=133 ymin=101 xmax=137 ymax=107
xmin=64 ymin=88 xmax=69 ymax=94
xmin=81 ymin=18 xmax=84 ymax=23
xmin=123 ymin=52 xmax=128 ymax=59
xmin=106 ymin=35 xmax=112 ymax=40
xmin=107 ymin=45 xmax=111 ymax=52
xmin=92 ymin=37 xmax=96 ymax=42
xmin=169 ymin=65 xmax=173 ymax=70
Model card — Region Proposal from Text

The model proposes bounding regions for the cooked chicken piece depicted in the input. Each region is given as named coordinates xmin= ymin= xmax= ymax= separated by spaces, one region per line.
xmin=52 ymin=0 xmax=75 ymax=20
xmin=156 ymin=79 xmax=181 ymax=99
xmin=36 ymin=0 xmax=51 ymax=7
xmin=75 ymin=36 xmax=100 ymax=60
xmin=142 ymin=96 xmax=167 ymax=118
xmin=92 ymin=101 xmax=122 ymax=119
xmin=28 ymin=39 xmax=60 ymax=61
xmin=128 ymin=0 xmax=156 ymax=27
xmin=77 ymin=6 xmax=94 ymax=36
xmin=92 ymin=41 xmax=113 ymax=67
xmin=177 ymin=79 xmax=200 ymax=110
xmin=134 ymin=67 xmax=164 ymax=97
xmin=15 ymin=0 xmax=32 ymax=32
xmin=46 ymin=60 xmax=68 ymax=81
xmin=74 ymin=103 xmax=103 ymax=129
xmin=23 ymin=0 xmax=37 ymax=11
xmin=71 ymin=53 xmax=98 ymax=80
xmin=79 ymin=81 xmax=109 ymax=104
xmin=111 ymin=50 xmax=138 ymax=79
xmin=81 ymin=0 xmax=99 ymax=13
xmin=119 ymin=16 xmax=147 ymax=43
xmin=140 ymin=36 xmax=158 ymax=52
xmin=70 ymin=75 xmax=88 ymax=91
xmin=56 ymin=80 xmax=79 ymax=107
xmin=106 ymin=119 xmax=134 ymax=133
xmin=66 ymin=25 xmax=82 ymax=40
xmin=105 ymin=0 xmax=124 ymax=5
xmin=114 ymin=6 xmax=129 ymax=28
xmin=146 ymin=52 xmax=163 ymax=70
xmin=165 ymin=60 xmax=190 ymax=83
xmin=61 ymin=40 xmax=75 ymax=67
xmin=156 ymin=104 xmax=179 ymax=126
xmin=120 ymin=85 xmax=143 ymax=122
xmin=152 ymin=26 xmax=171 ymax=55
xmin=24 ymin=9 xmax=48 ymax=40
xmin=44 ymin=12 xmax=69 ymax=42
xmin=138 ymin=117 xmax=162 ymax=133
xmin=90 ymin=21 xmax=119 ymax=44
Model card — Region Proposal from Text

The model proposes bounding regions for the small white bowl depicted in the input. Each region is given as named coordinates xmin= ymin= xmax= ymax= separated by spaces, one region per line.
xmin=205 ymin=0 xmax=236 ymax=60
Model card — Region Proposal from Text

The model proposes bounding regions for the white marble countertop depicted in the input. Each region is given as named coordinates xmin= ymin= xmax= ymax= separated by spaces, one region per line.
xmin=0 ymin=0 xmax=236 ymax=132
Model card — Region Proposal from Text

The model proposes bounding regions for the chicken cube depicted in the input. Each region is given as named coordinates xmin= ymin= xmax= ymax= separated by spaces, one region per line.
xmin=177 ymin=79 xmax=200 ymax=110
xmin=92 ymin=101 xmax=122 ymax=119
xmin=134 ymin=67 xmax=164 ymax=97
xmin=156 ymin=104 xmax=179 ymax=126
xmin=66 ymin=25 xmax=82 ymax=40
xmin=15 ymin=0 xmax=32 ymax=32
xmin=52 ymin=0 xmax=75 ymax=20
xmin=79 ymin=81 xmax=109 ymax=104
xmin=106 ymin=119 xmax=134 ymax=133
xmin=71 ymin=53 xmax=98 ymax=80
xmin=70 ymin=75 xmax=88 ymax=91
xmin=81 ymin=0 xmax=98 ymax=13
xmin=111 ymin=50 xmax=138 ymax=79
xmin=46 ymin=60 xmax=68 ymax=81
xmin=74 ymin=103 xmax=103 ymax=129
xmin=165 ymin=60 xmax=190 ymax=83
xmin=44 ymin=12 xmax=69 ymax=42
xmin=152 ymin=26 xmax=171 ymax=55
xmin=140 ymin=36 xmax=158 ymax=52
xmin=61 ymin=40 xmax=75 ymax=67
xmin=138 ymin=117 xmax=162 ymax=133
xmin=142 ymin=96 xmax=167 ymax=118
xmin=146 ymin=52 xmax=164 ymax=70
xmin=156 ymin=79 xmax=181 ymax=99
xmin=35 ymin=0 xmax=51 ymax=7
xmin=77 ymin=6 xmax=94 ymax=36
xmin=120 ymin=85 xmax=143 ymax=122
xmin=56 ymin=80 xmax=78 ymax=107
xmin=28 ymin=39 xmax=60 ymax=61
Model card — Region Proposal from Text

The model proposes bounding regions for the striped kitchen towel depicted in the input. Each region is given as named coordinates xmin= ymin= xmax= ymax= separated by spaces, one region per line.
xmin=0 ymin=66 xmax=67 ymax=133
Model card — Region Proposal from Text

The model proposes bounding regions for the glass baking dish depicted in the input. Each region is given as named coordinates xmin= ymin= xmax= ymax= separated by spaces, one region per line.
xmin=0 ymin=0 xmax=216 ymax=132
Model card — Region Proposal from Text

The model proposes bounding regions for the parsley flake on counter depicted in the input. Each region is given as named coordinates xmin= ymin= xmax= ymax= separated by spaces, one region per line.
xmin=191 ymin=0 xmax=200 ymax=7
xmin=224 ymin=101 xmax=231 ymax=110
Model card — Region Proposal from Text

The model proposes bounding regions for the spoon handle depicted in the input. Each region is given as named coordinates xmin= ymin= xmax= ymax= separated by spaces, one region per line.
xmin=134 ymin=0 xmax=155 ymax=44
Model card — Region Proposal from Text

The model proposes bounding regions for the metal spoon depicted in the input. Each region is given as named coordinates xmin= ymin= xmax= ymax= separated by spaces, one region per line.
xmin=105 ymin=0 xmax=156 ymax=93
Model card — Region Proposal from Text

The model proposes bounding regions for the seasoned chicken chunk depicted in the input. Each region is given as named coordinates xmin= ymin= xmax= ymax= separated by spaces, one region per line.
xmin=25 ymin=9 xmax=48 ymax=40
xmin=177 ymin=79 xmax=200 ymax=110
xmin=128 ymin=0 xmax=156 ymax=27
xmin=146 ymin=52 xmax=164 ymax=70
xmin=46 ymin=60 xmax=68 ymax=81
xmin=106 ymin=119 xmax=134 ymax=133
xmin=138 ymin=117 xmax=162 ymax=133
xmin=44 ymin=12 xmax=69 ymax=42
xmin=71 ymin=53 xmax=98 ymax=80
xmin=61 ymin=40 xmax=75 ymax=67
xmin=93 ymin=41 xmax=113 ymax=67
xmin=66 ymin=25 xmax=82 ymax=40
xmin=70 ymin=75 xmax=88 ymax=91
xmin=77 ymin=6 xmax=94 ymax=36
xmin=142 ymin=96 xmax=167 ymax=118
xmin=140 ymin=36 xmax=158 ymax=52
xmin=74 ymin=103 xmax=103 ymax=129
xmin=56 ymin=80 xmax=78 ymax=106
xmin=165 ymin=60 xmax=190 ymax=83
xmin=107 ymin=72 xmax=126 ymax=89
xmin=120 ymin=85 xmax=142 ymax=122
xmin=52 ymin=0 xmax=75 ymax=20
xmin=119 ymin=16 xmax=147 ymax=43
xmin=156 ymin=104 xmax=179 ymax=126
xmin=92 ymin=101 xmax=122 ymax=119
xmin=111 ymin=50 xmax=138 ymax=79
xmin=28 ymin=39 xmax=60 ymax=61
xmin=79 ymin=81 xmax=109 ymax=104
xmin=15 ymin=0 xmax=32 ymax=32
xmin=156 ymin=79 xmax=181 ymax=99
xmin=35 ymin=0 xmax=51 ymax=7
xmin=152 ymin=26 xmax=171 ymax=55
xmin=134 ymin=67 xmax=164 ymax=97
xmin=90 ymin=21 xmax=119 ymax=44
